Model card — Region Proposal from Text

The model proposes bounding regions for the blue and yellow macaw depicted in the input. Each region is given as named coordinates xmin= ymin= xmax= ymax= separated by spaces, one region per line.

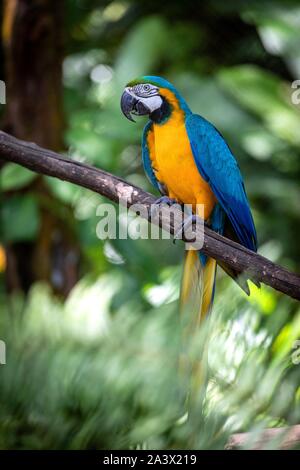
xmin=121 ymin=76 xmax=257 ymax=320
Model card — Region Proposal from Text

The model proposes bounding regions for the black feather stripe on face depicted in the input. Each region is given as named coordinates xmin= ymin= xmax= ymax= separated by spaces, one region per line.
xmin=150 ymin=97 xmax=171 ymax=124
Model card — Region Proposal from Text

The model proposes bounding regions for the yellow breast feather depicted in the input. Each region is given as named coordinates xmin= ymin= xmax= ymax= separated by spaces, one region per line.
xmin=149 ymin=88 xmax=215 ymax=220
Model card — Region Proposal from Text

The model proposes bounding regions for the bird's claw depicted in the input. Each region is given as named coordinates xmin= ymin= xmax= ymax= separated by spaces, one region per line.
xmin=173 ymin=214 xmax=199 ymax=244
xmin=155 ymin=196 xmax=178 ymax=206
xmin=150 ymin=196 xmax=178 ymax=219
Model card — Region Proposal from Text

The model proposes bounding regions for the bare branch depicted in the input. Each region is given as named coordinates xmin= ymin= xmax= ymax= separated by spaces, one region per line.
xmin=1 ymin=130 xmax=300 ymax=300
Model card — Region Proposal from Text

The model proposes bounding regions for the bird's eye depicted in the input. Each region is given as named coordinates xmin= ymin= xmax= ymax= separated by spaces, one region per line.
xmin=143 ymin=84 xmax=150 ymax=91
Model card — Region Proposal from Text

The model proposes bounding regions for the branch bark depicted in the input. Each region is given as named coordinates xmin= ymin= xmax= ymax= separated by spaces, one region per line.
xmin=1 ymin=130 xmax=300 ymax=301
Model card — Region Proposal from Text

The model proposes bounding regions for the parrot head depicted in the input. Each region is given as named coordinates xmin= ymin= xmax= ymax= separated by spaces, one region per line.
xmin=120 ymin=76 xmax=190 ymax=123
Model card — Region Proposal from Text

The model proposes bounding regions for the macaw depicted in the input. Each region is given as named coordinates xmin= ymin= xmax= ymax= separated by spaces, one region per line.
xmin=121 ymin=76 xmax=257 ymax=320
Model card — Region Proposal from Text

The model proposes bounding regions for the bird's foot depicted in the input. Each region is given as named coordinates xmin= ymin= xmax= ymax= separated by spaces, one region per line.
xmin=150 ymin=196 xmax=179 ymax=219
xmin=173 ymin=214 xmax=203 ymax=244
xmin=155 ymin=195 xmax=178 ymax=206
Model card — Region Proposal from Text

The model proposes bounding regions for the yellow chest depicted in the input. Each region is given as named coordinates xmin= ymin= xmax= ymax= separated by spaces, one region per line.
xmin=151 ymin=119 xmax=215 ymax=219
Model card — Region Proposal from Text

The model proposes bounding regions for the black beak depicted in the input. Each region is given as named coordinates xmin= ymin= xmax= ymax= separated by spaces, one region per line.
xmin=120 ymin=90 xmax=137 ymax=122
xmin=120 ymin=90 xmax=150 ymax=122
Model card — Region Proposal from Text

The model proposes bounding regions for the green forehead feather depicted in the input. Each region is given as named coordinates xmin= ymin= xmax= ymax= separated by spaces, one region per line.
xmin=126 ymin=78 xmax=160 ymax=87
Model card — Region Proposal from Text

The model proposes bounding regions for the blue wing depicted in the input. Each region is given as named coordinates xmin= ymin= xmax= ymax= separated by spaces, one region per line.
xmin=186 ymin=114 xmax=257 ymax=252
xmin=142 ymin=121 xmax=160 ymax=191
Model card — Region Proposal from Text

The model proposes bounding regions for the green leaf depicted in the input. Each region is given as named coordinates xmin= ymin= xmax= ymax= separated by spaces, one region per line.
xmin=0 ymin=194 xmax=40 ymax=242
xmin=114 ymin=16 xmax=169 ymax=86
xmin=45 ymin=176 xmax=83 ymax=204
xmin=0 ymin=163 xmax=36 ymax=191
xmin=219 ymin=65 xmax=300 ymax=145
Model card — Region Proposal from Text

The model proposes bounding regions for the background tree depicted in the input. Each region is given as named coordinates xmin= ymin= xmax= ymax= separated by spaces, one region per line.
xmin=1 ymin=0 xmax=79 ymax=294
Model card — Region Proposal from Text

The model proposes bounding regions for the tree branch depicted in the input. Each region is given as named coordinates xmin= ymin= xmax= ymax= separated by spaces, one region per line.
xmin=0 ymin=130 xmax=300 ymax=300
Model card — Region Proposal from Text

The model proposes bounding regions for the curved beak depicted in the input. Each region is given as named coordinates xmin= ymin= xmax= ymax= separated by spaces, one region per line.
xmin=120 ymin=89 xmax=150 ymax=122
xmin=120 ymin=90 xmax=137 ymax=122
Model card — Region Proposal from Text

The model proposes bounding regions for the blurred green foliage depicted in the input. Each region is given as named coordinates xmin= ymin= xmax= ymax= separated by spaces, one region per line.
xmin=1 ymin=0 xmax=300 ymax=449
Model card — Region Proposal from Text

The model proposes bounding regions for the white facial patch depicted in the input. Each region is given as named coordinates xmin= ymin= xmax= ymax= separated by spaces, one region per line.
xmin=139 ymin=95 xmax=163 ymax=112
xmin=125 ymin=85 xmax=163 ymax=113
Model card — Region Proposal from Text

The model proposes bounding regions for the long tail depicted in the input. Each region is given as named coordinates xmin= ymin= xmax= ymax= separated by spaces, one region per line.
xmin=179 ymin=250 xmax=216 ymax=397
xmin=180 ymin=250 xmax=217 ymax=324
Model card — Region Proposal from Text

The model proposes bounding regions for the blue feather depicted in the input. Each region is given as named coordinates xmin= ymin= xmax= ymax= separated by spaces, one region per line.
xmin=185 ymin=114 xmax=257 ymax=252
xmin=142 ymin=76 xmax=191 ymax=115
xmin=142 ymin=121 xmax=160 ymax=191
